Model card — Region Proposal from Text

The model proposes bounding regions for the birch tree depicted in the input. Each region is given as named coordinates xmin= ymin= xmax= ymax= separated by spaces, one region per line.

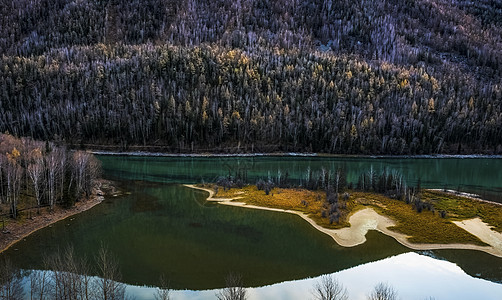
xmin=6 ymin=149 xmax=22 ymax=219
xmin=96 ymin=245 xmax=125 ymax=300
xmin=45 ymin=148 xmax=64 ymax=210
xmin=0 ymin=155 xmax=5 ymax=205
xmin=73 ymin=151 xmax=89 ymax=199
xmin=27 ymin=148 xmax=44 ymax=213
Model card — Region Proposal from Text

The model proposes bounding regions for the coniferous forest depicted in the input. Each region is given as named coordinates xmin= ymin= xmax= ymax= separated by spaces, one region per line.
xmin=1 ymin=0 xmax=501 ymax=154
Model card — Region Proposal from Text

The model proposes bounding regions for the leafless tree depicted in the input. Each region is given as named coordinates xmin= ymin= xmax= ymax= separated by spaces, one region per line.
xmin=34 ymin=246 xmax=111 ymax=300
xmin=73 ymin=151 xmax=101 ymax=199
xmin=44 ymin=247 xmax=90 ymax=300
xmin=6 ymin=151 xmax=22 ymax=219
xmin=311 ymin=275 xmax=348 ymax=300
xmin=96 ymin=244 xmax=125 ymax=300
xmin=0 ymin=258 xmax=24 ymax=300
xmin=27 ymin=148 xmax=44 ymax=214
xmin=84 ymin=155 xmax=101 ymax=198
xmin=58 ymin=148 xmax=67 ymax=202
xmin=29 ymin=268 xmax=50 ymax=300
xmin=79 ymin=258 xmax=94 ymax=300
xmin=216 ymin=273 xmax=247 ymax=300
xmin=367 ymin=282 xmax=398 ymax=300
xmin=154 ymin=274 xmax=172 ymax=300
xmin=73 ymin=151 xmax=90 ymax=199
xmin=45 ymin=149 xmax=61 ymax=210
xmin=61 ymin=247 xmax=86 ymax=300
xmin=0 ymin=155 xmax=5 ymax=204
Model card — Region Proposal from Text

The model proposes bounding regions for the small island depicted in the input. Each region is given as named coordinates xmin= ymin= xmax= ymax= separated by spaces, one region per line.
xmin=186 ymin=183 xmax=502 ymax=258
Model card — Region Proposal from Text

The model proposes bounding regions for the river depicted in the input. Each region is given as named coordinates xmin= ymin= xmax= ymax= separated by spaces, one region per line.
xmin=3 ymin=155 xmax=502 ymax=299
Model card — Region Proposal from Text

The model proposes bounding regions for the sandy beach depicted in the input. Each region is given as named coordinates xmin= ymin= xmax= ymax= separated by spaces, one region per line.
xmin=185 ymin=184 xmax=502 ymax=258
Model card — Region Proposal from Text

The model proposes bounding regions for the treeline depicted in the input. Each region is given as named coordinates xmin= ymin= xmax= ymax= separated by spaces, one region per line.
xmin=0 ymin=134 xmax=100 ymax=218
xmin=1 ymin=0 xmax=502 ymax=154
xmin=217 ymin=164 xmax=439 ymax=225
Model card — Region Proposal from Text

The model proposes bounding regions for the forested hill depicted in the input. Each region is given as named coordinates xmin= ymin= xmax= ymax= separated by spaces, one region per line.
xmin=1 ymin=0 xmax=501 ymax=154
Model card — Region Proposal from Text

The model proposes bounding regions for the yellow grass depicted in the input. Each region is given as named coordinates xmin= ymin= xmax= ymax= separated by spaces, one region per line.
xmin=208 ymin=184 xmax=358 ymax=229
xmin=204 ymin=184 xmax=496 ymax=246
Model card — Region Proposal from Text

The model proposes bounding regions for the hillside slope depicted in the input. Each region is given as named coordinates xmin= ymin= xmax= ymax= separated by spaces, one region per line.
xmin=1 ymin=0 xmax=501 ymax=154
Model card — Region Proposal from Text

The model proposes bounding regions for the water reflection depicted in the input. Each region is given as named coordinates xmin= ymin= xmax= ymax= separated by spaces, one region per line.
xmin=5 ymin=156 xmax=502 ymax=294
xmin=98 ymin=156 xmax=502 ymax=202
xmin=124 ymin=252 xmax=502 ymax=300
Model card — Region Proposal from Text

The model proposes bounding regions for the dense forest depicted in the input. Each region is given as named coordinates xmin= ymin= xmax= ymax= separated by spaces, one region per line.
xmin=1 ymin=0 xmax=501 ymax=154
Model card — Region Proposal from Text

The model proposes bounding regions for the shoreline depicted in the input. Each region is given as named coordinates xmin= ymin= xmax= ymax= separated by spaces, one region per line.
xmin=0 ymin=180 xmax=113 ymax=254
xmin=185 ymin=184 xmax=502 ymax=258
xmin=92 ymin=150 xmax=502 ymax=159
xmin=428 ymin=189 xmax=502 ymax=207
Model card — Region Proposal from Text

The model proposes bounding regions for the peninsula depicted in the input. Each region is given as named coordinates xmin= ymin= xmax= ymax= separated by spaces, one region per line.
xmin=186 ymin=184 xmax=502 ymax=258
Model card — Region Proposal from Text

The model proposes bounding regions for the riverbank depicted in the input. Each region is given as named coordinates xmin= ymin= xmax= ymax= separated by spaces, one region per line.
xmin=93 ymin=150 xmax=502 ymax=159
xmin=0 ymin=180 xmax=118 ymax=254
xmin=185 ymin=184 xmax=502 ymax=258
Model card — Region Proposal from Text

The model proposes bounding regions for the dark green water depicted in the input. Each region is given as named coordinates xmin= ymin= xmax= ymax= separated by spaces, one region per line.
xmin=98 ymin=155 xmax=502 ymax=202
xmin=2 ymin=155 xmax=502 ymax=289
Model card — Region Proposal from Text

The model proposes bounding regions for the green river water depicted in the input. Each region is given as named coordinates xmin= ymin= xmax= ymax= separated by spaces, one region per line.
xmin=2 ymin=155 xmax=502 ymax=291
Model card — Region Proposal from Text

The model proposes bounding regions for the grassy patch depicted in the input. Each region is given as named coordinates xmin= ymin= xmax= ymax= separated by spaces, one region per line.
xmin=349 ymin=192 xmax=486 ymax=246
xmin=204 ymin=184 xmax=358 ymax=229
xmin=200 ymin=184 xmax=498 ymax=246
xmin=423 ymin=190 xmax=502 ymax=233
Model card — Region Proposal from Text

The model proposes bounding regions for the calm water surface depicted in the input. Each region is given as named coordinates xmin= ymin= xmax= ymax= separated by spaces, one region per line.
xmin=3 ymin=156 xmax=502 ymax=296
xmin=99 ymin=155 xmax=502 ymax=202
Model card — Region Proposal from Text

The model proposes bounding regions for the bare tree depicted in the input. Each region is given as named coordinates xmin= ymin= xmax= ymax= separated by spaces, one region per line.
xmin=0 ymin=155 xmax=5 ymax=204
xmin=216 ymin=273 xmax=247 ymax=300
xmin=73 ymin=151 xmax=101 ymax=199
xmin=154 ymin=274 xmax=172 ymax=300
xmin=61 ymin=246 xmax=86 ymax=300
xmin=45 ymin=149 xmax=60 ymax=210
xmin=27 ymin=148 xmax=44 ymax=214
xmin=29 ymin=268 xmax=50 ymax=300
xmin=79 ymin=258 xmax=94 ymax=300
xmin=84 ymin=155 xmax=101 ymax=198
xmin=58 ymin=148 xmax=67 ymax=202
xmin=6 ymin=150 xmax=22 ymax=219
xmin=36 ymin=247 xmax=101 ymax=300
xmin=73 ymin=151 xmax=90 ymax=199
xmin=44 ymin=247 xmax=88 ymax=300
xmin=312 ymin=275 xmax=348 ymax=300
xmin=46 ymin=249 xmax=67 ymax=299
xmin=96 ymin=244 xmax=125 ymax=300
xmin=0 ymin=258 xmax=24 ymax=300
xmin=367 ymin=282 xmax=398 ymax=300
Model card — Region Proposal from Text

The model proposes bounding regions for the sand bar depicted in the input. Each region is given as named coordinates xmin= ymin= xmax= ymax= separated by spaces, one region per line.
xmin=186 ymin=184 xmax=502 ymax=258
